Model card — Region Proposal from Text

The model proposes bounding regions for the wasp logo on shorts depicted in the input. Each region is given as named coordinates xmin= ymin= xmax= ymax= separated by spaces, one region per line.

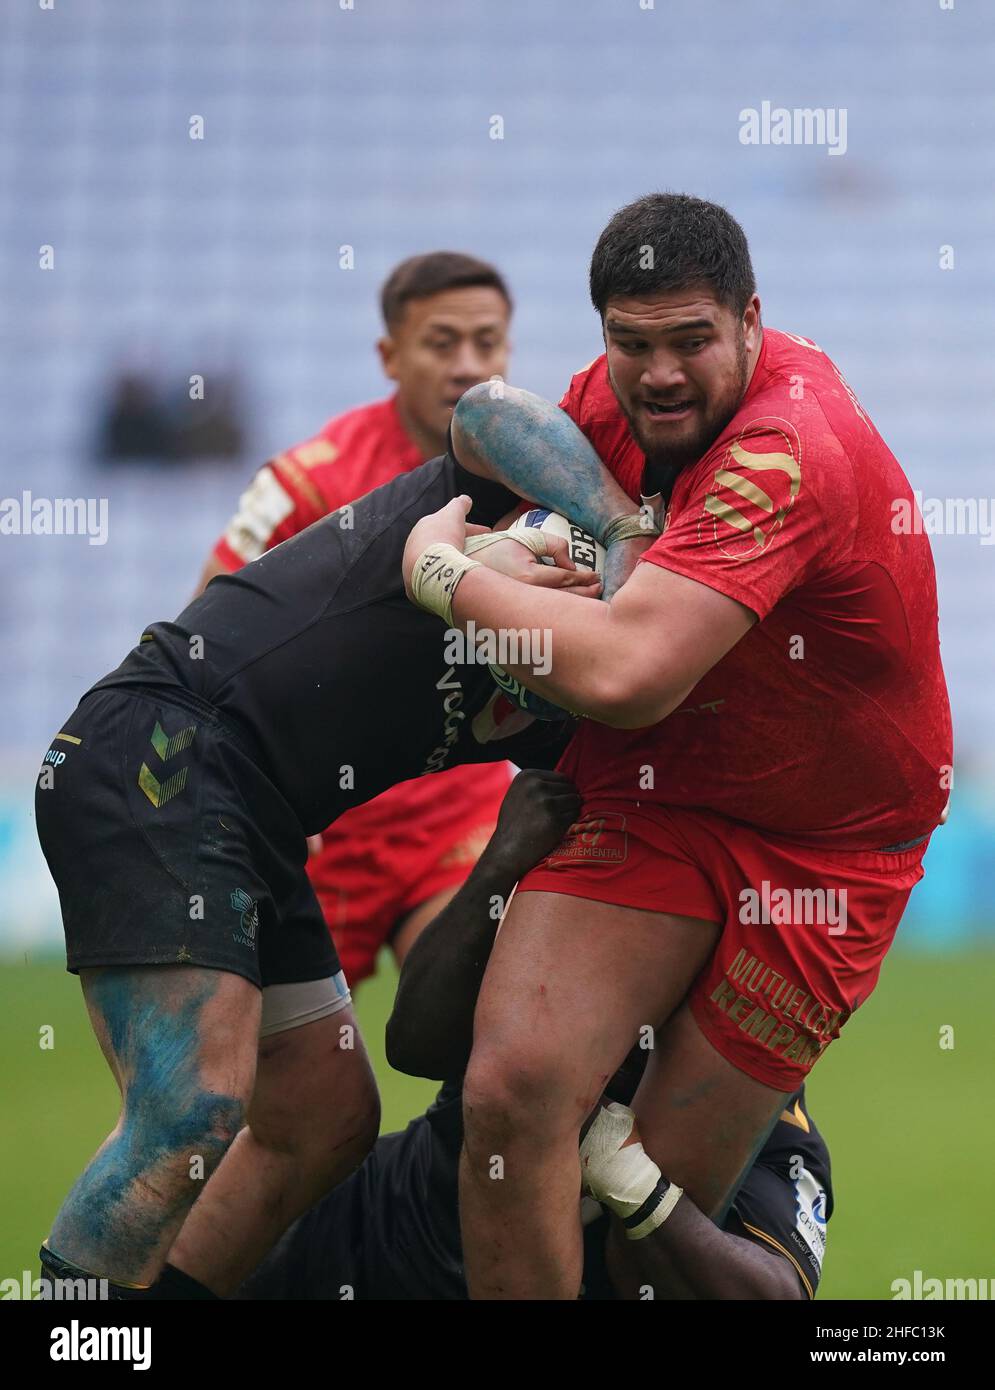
xmin=230 ymin=888 xmax=258 ymax=949
xmin=137 ymin=720 xmax=197 ymax=808
xmin=698 ymin=419 xmax=801 ymax=561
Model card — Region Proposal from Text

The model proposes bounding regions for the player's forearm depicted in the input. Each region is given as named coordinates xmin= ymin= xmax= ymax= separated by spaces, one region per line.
xmin=385 ymin=847 xmax=516 ymax=1081
xmin=609 ymin=1201 xmax=804 ymax=1300
xmin=452 ymin=384 xmax=643 ymax=594
xmin=451 ymin=566 xmax=685 ymax=728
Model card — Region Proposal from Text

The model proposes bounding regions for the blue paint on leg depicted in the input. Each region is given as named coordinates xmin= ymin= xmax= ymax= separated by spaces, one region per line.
xmin=50 ymin=970 xmax=245 ymax=1281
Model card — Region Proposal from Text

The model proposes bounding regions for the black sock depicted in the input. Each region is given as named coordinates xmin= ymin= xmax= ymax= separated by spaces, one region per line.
xmin=153 ymin=1263 xmax=220 ymax=1300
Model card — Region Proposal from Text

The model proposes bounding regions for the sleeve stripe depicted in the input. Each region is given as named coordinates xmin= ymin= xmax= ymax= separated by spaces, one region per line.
xmin=273 ymin=452 xmax=328 ymax=517
xmin=740 ymin=1221 xmax=815 ymax=1300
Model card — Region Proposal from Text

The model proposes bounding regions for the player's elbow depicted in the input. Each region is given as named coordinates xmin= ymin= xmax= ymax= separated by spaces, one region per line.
xmin=451 ymin=382 xmax=526 ymax=479
xmin=384 ymin=1009 xmax=449 ymax=1082
xmin=583 ymin=668 xmax=688 ymax=730
xmin=751 ymin=1260 xmax=808 ymax=1300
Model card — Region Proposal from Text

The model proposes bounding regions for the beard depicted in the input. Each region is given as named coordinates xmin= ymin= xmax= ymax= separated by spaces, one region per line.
xmin=611 ymin=336 xmax=751 ymax=479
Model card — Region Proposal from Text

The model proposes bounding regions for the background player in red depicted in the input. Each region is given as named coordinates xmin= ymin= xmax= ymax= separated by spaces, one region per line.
xmin=403 ymin=194 xmax=952 ymax=1298
xmin=199 ymin=252 xmax=516 ymax=987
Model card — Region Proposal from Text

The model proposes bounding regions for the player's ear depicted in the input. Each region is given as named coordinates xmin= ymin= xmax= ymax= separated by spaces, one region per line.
xmin=744 ymin=294 xmax=762 ymax=344
xmin=378 ymin=335 xmax=399 ymax=382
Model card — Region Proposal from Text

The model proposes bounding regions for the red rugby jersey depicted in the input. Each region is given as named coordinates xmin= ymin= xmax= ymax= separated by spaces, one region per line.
xmin=213 ymin=395 xmax=424 ymax=569
xmin=558 ymin=330 xmax=953 ymax=850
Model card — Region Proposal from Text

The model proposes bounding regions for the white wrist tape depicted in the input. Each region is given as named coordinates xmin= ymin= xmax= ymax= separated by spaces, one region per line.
xmin=463 ymin=527 xmax=550 ymax=559
xmin=409 ymin=543 xmax=481 ymax=625
xmin=579 ymin=1102 xmax=683 ymax=1241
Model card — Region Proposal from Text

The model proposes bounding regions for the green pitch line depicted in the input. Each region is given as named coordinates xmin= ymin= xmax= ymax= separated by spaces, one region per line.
xmin=0 ymin=951 xmax=991 ymax=1299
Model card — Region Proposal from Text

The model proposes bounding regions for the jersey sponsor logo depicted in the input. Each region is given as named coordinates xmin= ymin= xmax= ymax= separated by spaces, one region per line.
xmin=542 ymin=812 xmax=628 ymax=866
xmin=223 ymin=464 xmax=296 ymax=562
xmin=470 ymin=689 xmax=536 ymax=744
xmin=708 ymin=947 xmax=845 ymax=1070
xmin=230 ymin=888 xmax=258 ymax=949
xmin=698 ymin=419 xmax=801 ymax=561
xmin=422 ymin=666 xmax=468 ymax=773
xmin=792 ymin=1166 xmax=828 ymax=1272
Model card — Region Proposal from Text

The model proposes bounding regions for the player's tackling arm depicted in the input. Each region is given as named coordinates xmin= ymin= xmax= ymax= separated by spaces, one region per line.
xmin=403 ymin=498 xmax=756 ymax=729
xmin=585 ymin=1105 xmax=806 ymax=1300
xmin=452 ymin=384 xmax=654 ymax=595
xmin=385 ymin=771 xmax=580 ymax=1081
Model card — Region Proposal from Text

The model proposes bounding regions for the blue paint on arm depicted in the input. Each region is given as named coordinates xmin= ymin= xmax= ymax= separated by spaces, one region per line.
xmin=453 ymin=384 xmax=636 ymax=542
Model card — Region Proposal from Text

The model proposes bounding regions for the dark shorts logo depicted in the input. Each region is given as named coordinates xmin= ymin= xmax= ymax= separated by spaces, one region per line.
xmin=138 ymin=720 xmax=197 ymax=808
xmin=230 ymin=888 xmax=258 ymax=949
xmin=544 ymin=812 xmax=628 ymax=866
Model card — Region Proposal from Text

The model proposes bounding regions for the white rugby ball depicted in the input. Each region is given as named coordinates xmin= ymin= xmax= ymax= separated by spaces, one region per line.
xmin=508 ymin=508 xmax=607 ymax=575
xmin=490 ymin=509 xmax=605 ymax=720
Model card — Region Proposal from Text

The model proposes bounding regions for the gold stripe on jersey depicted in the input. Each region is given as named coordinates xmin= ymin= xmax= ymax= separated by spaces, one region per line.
xmin=272 ymin=452 xmax=328 ymax=517
xmin=54 ymin=732 xmax=82 ymax=745
xmin=713 ymin=468 xmax=776 ymax=512
xmin=780 ymin=1100 xmax=811 ymax=1132
xmin=295 ymin=439 xmax=339 ymax=469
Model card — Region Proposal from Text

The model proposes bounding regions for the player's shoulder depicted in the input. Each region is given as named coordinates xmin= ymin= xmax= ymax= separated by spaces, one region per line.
xmin=754 ymin=328 xmax=873 ymax=463
xmin=274 ymin=394 xmax=419 ymax=507
xmin=281 ymin=395 xmax=398 ymax=469
xmin=559 ymin=353 xmax=617 ymax=422
xmin=688 ymin=330 xmax=861 ymax=526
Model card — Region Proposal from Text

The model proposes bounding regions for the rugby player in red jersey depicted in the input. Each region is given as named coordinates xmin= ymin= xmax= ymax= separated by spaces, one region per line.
xmin=199 ymin=252 xmax=517 ymax=988
xmin=402 ymin=193 xmax=953 ymax=1298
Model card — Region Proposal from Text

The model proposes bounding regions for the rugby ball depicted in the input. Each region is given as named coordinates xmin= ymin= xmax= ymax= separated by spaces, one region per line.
xmin=489 ymin=509 xmax=605 ymax=721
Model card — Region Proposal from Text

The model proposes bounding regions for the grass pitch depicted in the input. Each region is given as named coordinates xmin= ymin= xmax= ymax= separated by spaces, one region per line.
xmin=1 ymin=950 xmax=991 ymax=1299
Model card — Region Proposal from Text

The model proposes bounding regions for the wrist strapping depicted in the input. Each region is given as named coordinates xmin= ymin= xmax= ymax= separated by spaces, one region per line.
xmin=409 ymin=543 xmax=481 ymax=625
xmin=602 ymin=513 xmax=660 ymax=546
xmin=579 ymin=1102 xmax=683 ymax=1241
xmin=463 ymin=527 xmax=550 ymax=559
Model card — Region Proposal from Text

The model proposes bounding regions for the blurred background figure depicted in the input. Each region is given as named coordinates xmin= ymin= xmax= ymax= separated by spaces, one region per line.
xmin=97 ymin=370 xmax=175 ymax=462
xmin=198 ymin=248 xmax=515 ymax=993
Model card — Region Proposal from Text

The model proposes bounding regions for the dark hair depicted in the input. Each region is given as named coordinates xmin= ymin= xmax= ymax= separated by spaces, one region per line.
xmin=589 ymin=193 xmax=756 ymax=318
xmin=380 ymin=252 xmax=512 ymax=330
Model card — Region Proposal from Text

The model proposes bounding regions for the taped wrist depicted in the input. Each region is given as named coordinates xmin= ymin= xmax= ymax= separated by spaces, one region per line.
xmin=602 ymin=513 xmax=660 ymax=546
xmin=579 ymin=1103 xmax=683 ymax=1241
xmin=410 ymin=543 xmax=481 ymax=625
xmin=463 ymin=527 xmax=550 ymax=559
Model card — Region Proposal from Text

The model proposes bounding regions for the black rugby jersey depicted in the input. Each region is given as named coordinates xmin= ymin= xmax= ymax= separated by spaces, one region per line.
xmin=88 ymin=458 xmax=570 ymax=834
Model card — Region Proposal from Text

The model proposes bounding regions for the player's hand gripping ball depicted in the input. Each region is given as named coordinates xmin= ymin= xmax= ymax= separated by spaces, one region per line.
xmin=488 ymin=509 xmax=606 ymax=721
